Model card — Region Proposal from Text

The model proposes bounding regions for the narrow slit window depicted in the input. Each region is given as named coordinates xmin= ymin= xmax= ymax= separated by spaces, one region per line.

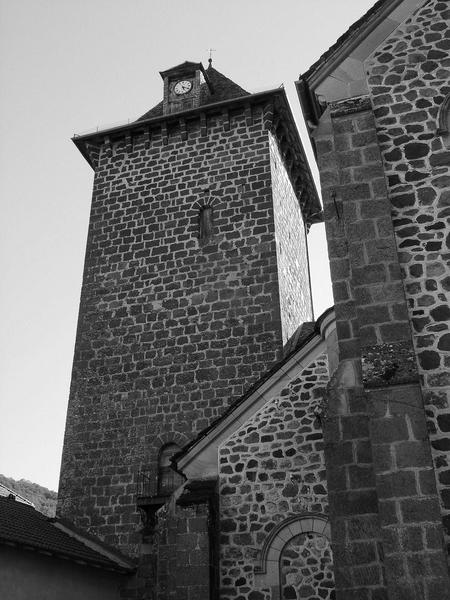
xmin=157 ymin=443 xmax=184 ymax=496
xmin=437 ymin=93 xmax=450 ymax=136
xmin=199 ymin=205 xmax=214 ymax=239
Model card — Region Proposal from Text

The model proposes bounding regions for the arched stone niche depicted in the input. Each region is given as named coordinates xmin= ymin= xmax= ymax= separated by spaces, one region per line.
xmin=254 ymin=515 xmax=334 ymax=600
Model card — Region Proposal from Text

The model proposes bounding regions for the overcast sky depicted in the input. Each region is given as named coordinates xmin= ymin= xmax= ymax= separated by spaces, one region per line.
xmin=0 ymin=0 xmax=375 ymax=491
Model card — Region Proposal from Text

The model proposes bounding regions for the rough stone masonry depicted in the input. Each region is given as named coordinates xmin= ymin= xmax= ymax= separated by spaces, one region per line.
xmin=57 ymin=91 xmax=315 ymax=561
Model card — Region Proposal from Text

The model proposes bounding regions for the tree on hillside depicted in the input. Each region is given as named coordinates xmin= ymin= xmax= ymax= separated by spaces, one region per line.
xmin=0 ymin=474 xmax=57 ymax=517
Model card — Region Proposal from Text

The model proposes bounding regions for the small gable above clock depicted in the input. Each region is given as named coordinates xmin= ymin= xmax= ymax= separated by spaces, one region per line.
xmin=138 ymin=60 xmax=249 ymax=120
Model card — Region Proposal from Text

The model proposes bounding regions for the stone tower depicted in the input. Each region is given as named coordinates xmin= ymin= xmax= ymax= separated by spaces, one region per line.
xmin=57 ymin=61 xmax=320 ymax=556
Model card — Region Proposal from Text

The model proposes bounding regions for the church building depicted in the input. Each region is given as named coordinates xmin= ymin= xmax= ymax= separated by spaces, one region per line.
xmin=57 ymin=1 xmax=450 ymax=598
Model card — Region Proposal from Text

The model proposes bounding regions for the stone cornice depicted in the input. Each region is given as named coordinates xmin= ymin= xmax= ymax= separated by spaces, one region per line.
xmin=73 ymin=88 xmax=284 ymax=153
xmin=73 ymin=87 xmax=322 ymax=224
xmin=330 ymin=96 xmax=372 ymax=118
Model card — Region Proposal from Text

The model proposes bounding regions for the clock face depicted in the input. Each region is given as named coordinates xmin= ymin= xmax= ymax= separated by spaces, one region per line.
xmin=173 ymin=80 xmax=192 ymax=95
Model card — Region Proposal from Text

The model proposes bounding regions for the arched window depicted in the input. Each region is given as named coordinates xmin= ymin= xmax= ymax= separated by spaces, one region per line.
xmin=157 ymin=443 xmax=185 ymax=496
xmin=254 ymin=515 xmax=334 ymax=598
xmin=199 ymin=205 xmax=214 ymax=240
xmin=438 ymin=94 xmax=450 ymax=149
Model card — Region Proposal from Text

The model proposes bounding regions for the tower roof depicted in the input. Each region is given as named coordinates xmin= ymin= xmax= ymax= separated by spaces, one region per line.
xmin=73 ymin=63 xmax=322 ymax=221
xmin=137 ymin=63 xmax=249 ymax=121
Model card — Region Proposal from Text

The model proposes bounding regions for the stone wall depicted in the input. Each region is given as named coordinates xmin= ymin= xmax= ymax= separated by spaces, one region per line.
xmin=314 ymin=96 xmax=450 ymax=598
xmin=269 ymin=131 xmax=313 ymax=344
xmin=155 ymin=503 xmax=211 ymax=600
xmin=58 ymin=103 xmax=303 ymax=554
xmin=280 ymin=533 xmax=334 ymax=600
xmin=219 ymin=356 xmax=329 ymax=599
xmin=366 ymin=0 xmax=450 ymax=552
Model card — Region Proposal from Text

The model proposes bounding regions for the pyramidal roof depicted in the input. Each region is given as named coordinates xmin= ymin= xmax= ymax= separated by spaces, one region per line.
xmin=136 ymin=63 xmax=249 ymax=121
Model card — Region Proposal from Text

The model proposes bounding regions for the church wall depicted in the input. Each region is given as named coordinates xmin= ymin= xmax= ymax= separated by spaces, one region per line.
xmin=313 ymin=97 xmax=449 ymax=597
xmin=269 ymin=131 xmax=313 ymax=344
xmin=218 ymin=355 xmax=330 ymax=599
xmin=154 ymin=502 xmax=212 ymax=600
xmin=366 ymin=0 xmax=450 ymax=552
xmin=58 ymin=104 xmax=293 ymax=554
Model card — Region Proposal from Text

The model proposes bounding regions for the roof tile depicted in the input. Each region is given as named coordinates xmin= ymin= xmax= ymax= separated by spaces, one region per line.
xmin=137 ymin=64 xmax=249 ymax=121
xmin=0 ymin=496 xmax=134 ymax=572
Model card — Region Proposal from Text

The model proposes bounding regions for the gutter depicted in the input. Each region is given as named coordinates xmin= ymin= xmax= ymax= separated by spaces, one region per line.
xmin=295 ymin=77 xmax=320 ymax=157
xmin=295 ymin=0 xmax=405 ymax=137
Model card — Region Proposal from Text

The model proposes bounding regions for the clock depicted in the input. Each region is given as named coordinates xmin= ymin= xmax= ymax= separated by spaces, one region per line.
xmin=174 ymin=80 xmax=192 ymax=95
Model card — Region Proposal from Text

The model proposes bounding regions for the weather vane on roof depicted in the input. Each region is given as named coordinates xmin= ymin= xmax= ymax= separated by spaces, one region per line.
xmin=207 ymin=48 xmax=216 ymax=66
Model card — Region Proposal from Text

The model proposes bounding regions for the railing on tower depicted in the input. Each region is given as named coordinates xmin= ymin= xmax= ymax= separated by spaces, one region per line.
xmin=136 ymin=469 xmax=158 ymax=499
xmin=136 ymin=466 xmax=185 ymax=500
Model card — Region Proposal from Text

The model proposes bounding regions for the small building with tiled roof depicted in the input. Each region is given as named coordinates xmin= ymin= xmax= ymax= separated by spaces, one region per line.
xmin=0 ymin=495 xmax=135 ymax=600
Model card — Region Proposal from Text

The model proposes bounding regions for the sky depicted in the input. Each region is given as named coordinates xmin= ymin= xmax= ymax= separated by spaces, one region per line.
xmin=0 ymin=0 xmax=375 ymax=491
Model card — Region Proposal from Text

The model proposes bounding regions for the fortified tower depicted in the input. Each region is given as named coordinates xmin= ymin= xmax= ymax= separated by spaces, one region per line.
xmin=57 ymin=61 xmax=320 ymax=555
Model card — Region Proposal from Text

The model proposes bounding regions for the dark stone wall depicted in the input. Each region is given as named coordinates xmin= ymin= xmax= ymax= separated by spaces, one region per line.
xmin=315 ymin=97 xmax=450 ymax=599
xmin=58 ymin=103 xmax=305 ymax=554
xmin=219 ymin=355 xmax=329 ymax=598
xmin=366 ymin=0 xmax=450 ymax=553
xmin=155 ymin=502 xmax=212 ymax=600
xmin=280 ymin=533 xmax=334 ymax=600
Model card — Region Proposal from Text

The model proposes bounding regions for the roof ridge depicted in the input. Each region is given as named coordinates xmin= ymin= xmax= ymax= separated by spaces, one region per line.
xmin=302 ymin=0 xmax=390 ymax=81
xmin=0 ymin=496 xmax=135 ymax=573
xmin=205 ymin=64 xmax=249 ymax=95
xmin=53 ymin=517 xmax=136 ymax=569
xmin=174 ymin=307 xmax=334 ymax=467
xmin=136 ymin=62 xmax=249 ymax=122
xmin=0 ymin=482 xmax=34 ymax=507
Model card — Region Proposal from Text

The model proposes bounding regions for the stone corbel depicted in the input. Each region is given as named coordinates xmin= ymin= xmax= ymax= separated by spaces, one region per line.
xmin=137 ymin=499 xmax=165 ymax=540
xmin=161 ymin=122 xmax=168 ymax=145
xmin=222 ymin=108 xmax=230 ymax=131
xmin=144 ymin=127 xmax=151 ymax=150
xmin=125 ymin=134 xmax=132 ymax=154
xmin=200 ymin=113 xmax=207 ymax=137
xmin=180 ymin=118 xmax=187 ymax=141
